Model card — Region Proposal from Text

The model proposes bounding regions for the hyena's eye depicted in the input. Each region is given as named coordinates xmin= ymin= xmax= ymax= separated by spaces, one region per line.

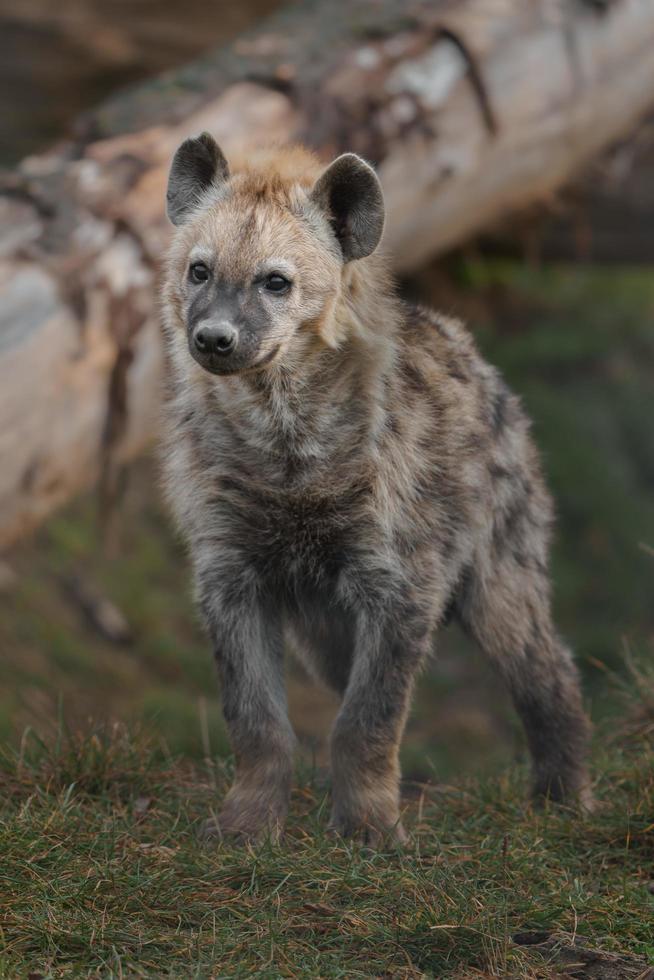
xmin=264 ymin=273 xmax=291 ymax=294
xmin=189 ymin=262 xmax=210 ymax=284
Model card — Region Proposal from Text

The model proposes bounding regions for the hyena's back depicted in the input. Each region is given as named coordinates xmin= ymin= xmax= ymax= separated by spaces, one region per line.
xmin=392 ymin=305 xmax=590 ymax=807
xmin=373 ymin=302 xmax=553 ymax=587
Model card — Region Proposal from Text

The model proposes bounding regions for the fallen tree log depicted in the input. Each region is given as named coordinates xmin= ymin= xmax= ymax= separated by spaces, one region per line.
xmin=2 ymin=0 xmax=654 ymax=549
xmin=481 ymin=114 xmax=654 ymax=263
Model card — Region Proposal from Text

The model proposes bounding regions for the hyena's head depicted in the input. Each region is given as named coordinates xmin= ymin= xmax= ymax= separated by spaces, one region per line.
xmin=164 ymin=133 xmax=384 ymax=375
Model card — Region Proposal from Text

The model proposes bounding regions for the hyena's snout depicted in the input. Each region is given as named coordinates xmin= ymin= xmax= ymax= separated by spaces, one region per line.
xmin=192 ymin=319 xmax=239 ymax=360
xmin=189 ymin=317 xmax=281 ymax=375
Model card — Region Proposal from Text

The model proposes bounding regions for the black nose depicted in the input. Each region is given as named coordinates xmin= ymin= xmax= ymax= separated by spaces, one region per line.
xmin=194 ymin=323 xmax=238 ymax=356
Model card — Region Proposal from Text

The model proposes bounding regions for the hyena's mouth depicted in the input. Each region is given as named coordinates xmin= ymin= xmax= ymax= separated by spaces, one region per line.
xmin=190 ymin=343 xmax=281 ymax=376
xmin=251 ymin=345 xmax=281 ymax=370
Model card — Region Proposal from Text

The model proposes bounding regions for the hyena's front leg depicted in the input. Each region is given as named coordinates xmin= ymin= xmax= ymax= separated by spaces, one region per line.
xmin=329 ymin=608 xmax=431 ymax=845
xmin=199 ymin=576 xmax=295 ymax=841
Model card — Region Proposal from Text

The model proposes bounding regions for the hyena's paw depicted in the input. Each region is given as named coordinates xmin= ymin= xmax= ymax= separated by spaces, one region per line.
xmin=199 ymin=788 xmax=288 ymax=844
xmin=532 ymin=766 xmax=595 ymax=814
xmin=328 ymin=804 xmax=408 ymax=848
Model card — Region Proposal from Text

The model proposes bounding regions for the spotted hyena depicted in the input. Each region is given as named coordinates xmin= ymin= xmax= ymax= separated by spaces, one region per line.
xmin=160 ymin=133 xmax=592 ymax=843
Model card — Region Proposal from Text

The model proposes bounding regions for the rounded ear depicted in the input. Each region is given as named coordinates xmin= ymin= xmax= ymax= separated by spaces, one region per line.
xmin=166 ymin=132 xmax=229 ymax=226
xmin=311 ymin=153 xmax=385 ymax=261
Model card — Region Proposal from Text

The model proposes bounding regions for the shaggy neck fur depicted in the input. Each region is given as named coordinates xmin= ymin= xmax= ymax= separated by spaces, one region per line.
xmin=208 ymin=256 xmax=401 ymax=487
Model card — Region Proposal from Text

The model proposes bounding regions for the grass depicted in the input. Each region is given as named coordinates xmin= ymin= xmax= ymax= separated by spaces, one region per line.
xmin=1 ymin=693 xmax=653 ymax=979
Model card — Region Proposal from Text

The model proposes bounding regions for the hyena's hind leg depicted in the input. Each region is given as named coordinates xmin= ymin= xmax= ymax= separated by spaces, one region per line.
xmin=456 ymin=546 xmax=592 ymax=809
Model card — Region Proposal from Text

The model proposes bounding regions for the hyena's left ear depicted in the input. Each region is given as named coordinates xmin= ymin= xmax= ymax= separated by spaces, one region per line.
xmin=311 ymin=153 xmax=385 ymax=261
xmin=166 ymin=132 xmax=229 ymax=226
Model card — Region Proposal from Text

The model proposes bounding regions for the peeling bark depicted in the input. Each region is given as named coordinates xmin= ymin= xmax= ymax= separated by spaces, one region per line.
xmin=2 ymin=0 xmax=654 ymax=547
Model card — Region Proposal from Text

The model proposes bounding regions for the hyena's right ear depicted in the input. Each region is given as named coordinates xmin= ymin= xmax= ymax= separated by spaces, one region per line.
xmin=166 ymin=132 xmax=229 ymax=226
xmin=311 ymin=153 xmax=385 ymax=261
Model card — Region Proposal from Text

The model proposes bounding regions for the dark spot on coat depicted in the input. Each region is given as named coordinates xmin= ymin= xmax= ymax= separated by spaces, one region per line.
xmin=489 ymin=462 xmax=513 ymax=481
xmin=447 ymin=359 xmax=469 ymax=383
xmin=402 ymin=361 xmax=428 ymax=394
xmin=386 ymin=412 xmax=400 ymax=434
xmin=490 ymin=383 xmax=510 ymax=436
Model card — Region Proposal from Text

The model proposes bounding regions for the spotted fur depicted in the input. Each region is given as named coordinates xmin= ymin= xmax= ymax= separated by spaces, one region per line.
xmin=161 ymin=138 xmax=591 ymax=843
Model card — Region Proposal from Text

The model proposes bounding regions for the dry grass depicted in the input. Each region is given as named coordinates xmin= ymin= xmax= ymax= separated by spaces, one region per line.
xmin=1 ymin=707 xmax=653 ymax=979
